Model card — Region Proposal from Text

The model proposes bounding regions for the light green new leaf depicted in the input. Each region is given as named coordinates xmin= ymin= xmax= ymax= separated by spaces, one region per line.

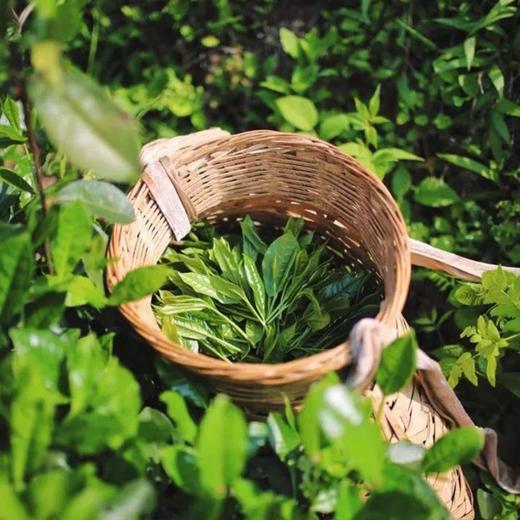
xmin=319 ymin=113 xmax=349 ymax=141
xmin=368 ymin=85 xmax=381 ymax=116
xmin=0 ymin=224 xmax=33 ymax=323
xmin=376 ymin=333 xmax=417 ymax=395
xmin=51 ymin=201 xmax=92 ymax=278
xmin=488 ymin=64 xmax=504 ymax=97
xmin=2 ymin=98 xmax=21 ymax=132
xmin=160 ymin=390 xmax=197 ymax=443
xmin=178 ymin=272 xmax=220 ymax=300
xmin=29 ymin=66 xmax=140 ymax=183
xmin=262 ymin=232 xmax=300 ymax=297
xmin=463 ymin=36 xmax=476 ymax=70
xmin=109 ymin=265 xmax=172 ymax=305
xmin=197 ymin=395 xmax=248 ymax=498
xmin=437 ymin=153 xmax=494 ymax=180
xmin=374 ymin=148 xmax=423 ymax=162
xmin=414 ymin=177 xmax=459 ymax=207
xmin=279 ymin=28 xmax=299 ymax=59
xmin=422 ymin=427 xmax=484 ymax=473
xmin=56 ymin=180 xmax=135 ymax=224
xmin=391 ymin=167 xmax=412 ymax=199
xmin=276 ymin=95 xmax=318 ymax=131
xmin=58 ymin=358 xmax=141 ymax=454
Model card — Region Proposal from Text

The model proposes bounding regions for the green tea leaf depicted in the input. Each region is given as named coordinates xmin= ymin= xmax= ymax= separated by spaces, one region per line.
xmin=2 ymin=98 xmax=21 ymax=132
xmin=240 ymin=216 xmax=267 ymax=261
xmin=178 ymin=272 xmax=220 ymax=300
xmin=275 ymin=95 xmax=319 ymax=131
xmin=160 ymin=390 xmax=197 ymax=443
xmin=56 ymin=180 xmax=135 ymax=224
xmin=27 ymin=470 xmax=71 ymax=520
xmin=476 ymin=489 xmax=502 ymax=519
xmin=422 ymin=427 xmax=484 ymax=473
xmin=197 ymin=395 xmax=248 ymax=498
xmin=0 ymin=224 xmax=33 ymax=323
xmin=243 ymin=255 xmax=266 ymax=317
xmin=109 ymin=265 xmax=172 ymax=305
xmin=210 ymin=275 xmax=246 ymax=304
xmin=262 ymin=232 xmax=299 ymax=297
xmin=437 ymin=153 xmax=494 ymax=180
xmin=267 ymin=412 xmax=300 ymax=461
xmin=463 ymin=36 xmax=476 ymax=70
xmin=319 ymin=384 xmax=386 ymax=486
xmin=51 ymin=201 xmax=92 ymax=278
xmin=29 ymin=66 xmax=140 ymax=183
xmin=58 ymin=358 xmax=141 ymax=454
xmin=212 ymin=237 xmax=240 ymax=283
xmin=162 ymin=445 xmax=200 ymax=493
xmin=279 ymin=28 xmax=299 ymax=59
xmin=376 ymin=333 xmax=417 ymax=395
xmin=0 ymin=168 xmax=33 ymax=193
xmin=0 ymin=477 xmax=30 ymax=520
xmin=488 ymin=64 xmax=504 ymax=97
xmin=66 ymin=334 xmax=108 ymax=416
xmin=414 ymin=177 xmax=459 ymax=207
xmin=319 ymin=113 xmax=349 ymax=140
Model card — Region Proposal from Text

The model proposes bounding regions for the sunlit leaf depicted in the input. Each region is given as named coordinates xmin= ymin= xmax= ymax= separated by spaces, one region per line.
xmin=29 ymin=63 xmax=140 ymax=183
xmin=56 ymin=180 xmax=134 ymax=224
xmin=275 ymin=95 xmax=318 ymax=131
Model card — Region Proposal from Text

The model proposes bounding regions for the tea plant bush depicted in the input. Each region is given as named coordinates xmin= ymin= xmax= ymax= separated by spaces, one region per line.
xmin=1 ymin=1 xmax=520 ymax=518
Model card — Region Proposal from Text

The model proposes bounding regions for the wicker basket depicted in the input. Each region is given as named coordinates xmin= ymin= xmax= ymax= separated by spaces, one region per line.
xmin=107 ymin=129 xmax=411 ymax=410
xmin=107 ymin=129 xmax=520 ymax=519
xmin=106 ymin=129 xmax=475 ymax=517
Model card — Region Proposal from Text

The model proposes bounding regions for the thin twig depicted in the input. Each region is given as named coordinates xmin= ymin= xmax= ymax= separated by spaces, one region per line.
xmin=21 ymin=89 xmax=54 ymax=273
xmin=9 ymin=4 xmax=54 ymax=272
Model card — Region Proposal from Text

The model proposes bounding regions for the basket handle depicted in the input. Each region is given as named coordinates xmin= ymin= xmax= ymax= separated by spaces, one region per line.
xmin=140 ymin=127 xmax=230 ymax=168
xmin=410 ymin=238 xmax=520 ymax=280
xmin=140 ymin=128 xmax=231 ymax=241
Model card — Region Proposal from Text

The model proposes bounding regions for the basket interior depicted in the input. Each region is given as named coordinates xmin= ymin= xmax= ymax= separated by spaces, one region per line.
xmin=169 ymin=132 xmax=410 ymax=324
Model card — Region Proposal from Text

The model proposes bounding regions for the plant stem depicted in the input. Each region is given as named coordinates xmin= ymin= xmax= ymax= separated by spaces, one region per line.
xmin=21 ymin=87 xmax=54 ymax=274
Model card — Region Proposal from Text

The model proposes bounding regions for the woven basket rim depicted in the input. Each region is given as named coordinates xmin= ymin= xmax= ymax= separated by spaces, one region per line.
xmin=108 ymin=129 xmax=411 ymax=378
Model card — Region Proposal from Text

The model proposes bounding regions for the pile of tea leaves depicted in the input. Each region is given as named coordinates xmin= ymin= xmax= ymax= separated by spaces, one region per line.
xmin=154 ymin=217 xmax=382 ymax=363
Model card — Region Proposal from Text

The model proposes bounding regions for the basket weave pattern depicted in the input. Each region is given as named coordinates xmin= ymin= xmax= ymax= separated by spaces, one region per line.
xmin=107 ymin=129 xmax=475 ymax=518
xmin=108 ymin=130 xmax=410 ymax=408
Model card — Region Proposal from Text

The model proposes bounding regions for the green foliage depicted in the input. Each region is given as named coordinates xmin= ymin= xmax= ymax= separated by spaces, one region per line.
xmin=376 ymin=333 xmax=417 ymax=395
xmin=437 ymin=268 xmax=520 ymax=390
xmin=1 ymin=1 xmax=518 ymax=518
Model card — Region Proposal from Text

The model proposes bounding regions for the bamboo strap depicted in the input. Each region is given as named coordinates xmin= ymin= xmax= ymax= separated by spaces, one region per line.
xmin=410 ymin=238 xmax=520 ymax=281
xmin=347 ymin=318 xmax=520 ymax=494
